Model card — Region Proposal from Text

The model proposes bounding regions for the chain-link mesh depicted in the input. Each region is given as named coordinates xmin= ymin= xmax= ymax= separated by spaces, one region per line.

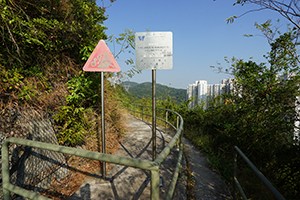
xmin=0 ymin=107 xmax=69 ymax=199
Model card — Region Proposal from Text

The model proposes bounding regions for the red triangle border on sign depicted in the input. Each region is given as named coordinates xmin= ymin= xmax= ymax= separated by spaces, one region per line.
xmin=83 ymin=40 xmax=121 ymax=72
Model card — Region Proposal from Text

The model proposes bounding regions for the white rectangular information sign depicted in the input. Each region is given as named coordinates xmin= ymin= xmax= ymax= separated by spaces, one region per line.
xmin=135 ymin=32 xmax=173 ymax=70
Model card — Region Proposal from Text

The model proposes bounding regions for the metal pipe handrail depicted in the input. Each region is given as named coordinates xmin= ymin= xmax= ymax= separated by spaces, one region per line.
xmin=166 ymin=150 xmax=183 ymax=200
xmin=2 ymin=103 xmax=184 ymax=200
xmin=233 ymin=146 xmax=285 ymax=200
xmin=128 ymin=103 xmax=180 ymax=116
xmin=2 ymin=137 xmax=159 ymax=200
xmin=127 ymin=104 xmax=180 ymax=131
xmin=125 ymin=103 xmax=184 ymax=199
xmin=126 ymin=109 xmax=177 ymax=132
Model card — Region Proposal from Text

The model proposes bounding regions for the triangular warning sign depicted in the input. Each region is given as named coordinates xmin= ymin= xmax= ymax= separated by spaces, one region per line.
xmin=83 ymin=40 xmax=120 ymax=72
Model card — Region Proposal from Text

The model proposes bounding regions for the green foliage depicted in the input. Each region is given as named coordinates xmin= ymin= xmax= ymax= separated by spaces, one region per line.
xmin=114 ymin=84 xmax=140 ymax=104
xmin=108 ymin=28 xmax=135 ymax=57
xmin=53 ymin=105 xmax=93 ymax=146
xmin=66 ymin=72 xmax=100 ymax=106
xmin=121 ymin=81 xmax=187 ymax=105
xmin=0 ymin=0 xmax=107 ymax=106
xmin=107 ymin=28 xmax=141 ymax=83
xmin=225 ymin=15 xmax=237 ymax=24
xmin=177 ymin=31 xmax=300 ymax=199
xmin=54 ymin=71 xmax=103 ymax=145
xmin=1 ymin=0 xmax=107 ymax=72
xmin=0 ymin=0 xmax=109 ymax=147
xmin=218 ymin=3 xmax=300 ymax=195
xmin=18 ymin=79 xmax=38 ymax=101
xmin=119 ymin=81 xmax=187 ymax=126
xmin=229 ymin=0 xmax=300 ymax=30
xmin=226 ymin=32 xmax=300 ymax=199
xmin=157 ymin=96 xmax=177 ymax=110
xmin=0 ymin=67 xmax=24 ymax=91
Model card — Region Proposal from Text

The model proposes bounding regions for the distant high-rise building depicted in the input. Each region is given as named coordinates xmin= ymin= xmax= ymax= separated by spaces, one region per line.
xmin=187 ymin=80 xmax=207 ymax=109
xmin=186 ymin=79 xmax=232 ymax=109
xmin=277 ymin=73 xmax=300 ymax=143
xmin=196 ymin=80 xmax=207 ymax=106
xmin=221 ymin=79 xmax=233 ymax=84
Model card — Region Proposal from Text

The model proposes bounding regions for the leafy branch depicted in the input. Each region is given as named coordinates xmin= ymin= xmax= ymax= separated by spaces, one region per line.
xmin=228 ymin=0 xmax=300 ymax=30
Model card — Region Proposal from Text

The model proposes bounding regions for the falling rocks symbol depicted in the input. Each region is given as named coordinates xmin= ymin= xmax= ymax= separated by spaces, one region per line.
xmin=83 ymin=40 xmax=120 ymax=72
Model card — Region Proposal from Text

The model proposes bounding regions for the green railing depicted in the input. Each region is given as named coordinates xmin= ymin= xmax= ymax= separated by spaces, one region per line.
xmin=125 ymin=103 xmax=183 ymax=199
xmin=126 ymin=103 xmax=181 ymax=134
xmin=2 ymin=104 xmax=183 ymax=200
xmin=233 ymin=146 xmax=285 ymax=200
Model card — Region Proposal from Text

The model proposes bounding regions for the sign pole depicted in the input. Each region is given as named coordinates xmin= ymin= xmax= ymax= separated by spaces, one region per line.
xmin=101 ymin=71 xmax=106 ymax=177
xmin=135 ymin=31 xmax=173 ymax=161
xmin=152 ymin=69 xmax=156 ymax=161
xmin=82 ymin=39 xmax=120 ymax=180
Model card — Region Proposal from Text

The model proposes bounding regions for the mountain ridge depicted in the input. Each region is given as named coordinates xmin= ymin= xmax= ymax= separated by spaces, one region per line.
xmin=121 ymin=81 xmax=186 ymax=104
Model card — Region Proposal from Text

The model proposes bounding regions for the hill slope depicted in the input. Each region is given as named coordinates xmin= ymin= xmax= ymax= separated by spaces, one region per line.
xmin=121 ymin=81 xmax=186 ymax=104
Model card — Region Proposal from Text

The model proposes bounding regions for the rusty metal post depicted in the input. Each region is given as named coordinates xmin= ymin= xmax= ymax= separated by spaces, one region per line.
xmin=152 ymin=69 xmax=156 ymax=161
xmin=101 ymin=72 xmax=106 ymax=178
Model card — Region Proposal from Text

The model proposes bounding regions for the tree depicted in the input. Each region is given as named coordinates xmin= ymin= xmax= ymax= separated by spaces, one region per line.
xmin=219 ymin=31 xmax=300 ymax=199
xmin=226 ymin=0 xmax=300 ymax=62
xmin=106 ymin=28 xmax=141 ymax=85
xmin=208 ymin=1 xmax=300 ymax=198
xmin=0 ymin=0 xmax=109 ymax=145
xmin=0 ymin=0 xmax=107 ymax=106
xmin=227 ymin=0 xmax=300 ymax=30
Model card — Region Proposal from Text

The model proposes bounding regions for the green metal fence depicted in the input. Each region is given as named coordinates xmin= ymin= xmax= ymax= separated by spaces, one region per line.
xmin=126 ymin=103 xmax=181 ymax=134
xmin=1 ymin=104 xmax=183 ymax=200
xmin=233 ymin=146 xmax=285 ymax=200
xmin=126 ymin=103 xmax=184 ymax=199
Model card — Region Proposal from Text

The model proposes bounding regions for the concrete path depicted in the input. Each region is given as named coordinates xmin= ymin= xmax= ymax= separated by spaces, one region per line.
xmin=69 ymin=115 xmax=186 ymax=200
xmin=69 ymin=115 xmax=231 ymax=200
xmin=183 ymin=138 xmax=231 ymax=199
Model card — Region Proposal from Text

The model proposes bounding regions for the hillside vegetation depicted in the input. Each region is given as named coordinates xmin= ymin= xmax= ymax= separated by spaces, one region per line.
xmin=0 ymin=0 xmax=129 ymax=198
xmin=121 ymin=81 xmax=186 ymax=104
xmin=0 ymin=0 xmax=127 ymax=144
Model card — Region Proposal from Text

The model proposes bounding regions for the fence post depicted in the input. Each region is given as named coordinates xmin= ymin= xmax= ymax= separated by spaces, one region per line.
xmin=2 ymin=140 xmax=10 ymax=200
xmin=176 ymin=116 xmax=179 ymax=131
xmin=233 ymin=150 xmax=237 ymax=200
xmin=151 ymin=169 xmax=160 ymax=200
xmin=176 ymin=116 xmax=180 ymax=147
xmin=133 ymin=104 xmax=136 ymax=118
xmin=165 ymin=111 xmax=168 ymax=134
xmin=178 ymin=127 xmax=184 ymax=179
xmin=142 ymin=106 xmax=144 ymax=121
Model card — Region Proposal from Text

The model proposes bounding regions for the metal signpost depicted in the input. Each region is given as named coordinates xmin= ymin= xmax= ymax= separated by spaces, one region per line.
xmin=135 ymin=32 xmax=173 ymax=161
xmin=83 ymin=40 xmax=120 ymax=178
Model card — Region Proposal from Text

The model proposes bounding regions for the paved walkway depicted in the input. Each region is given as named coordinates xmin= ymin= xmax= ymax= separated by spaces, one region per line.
xmin=183 ymin=138 xmax=231 ymax=199
xmin=69 ymin=115 xmax=231 ymax=200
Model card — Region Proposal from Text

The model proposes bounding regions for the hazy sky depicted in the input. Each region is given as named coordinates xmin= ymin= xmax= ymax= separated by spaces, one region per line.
xmin=97 ymin=0 xmax=291 ymax=89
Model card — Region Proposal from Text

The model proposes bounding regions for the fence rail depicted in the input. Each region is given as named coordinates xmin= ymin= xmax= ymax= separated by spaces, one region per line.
xmin=126 ymin=104 xmax=180 ymax=133
xmin=2 ymin=104 xmax=184 ymax=200
xmin=233 ymin=146 xmax=285 ymax=200
xmin=125 ymin=103 xmax=184 ymax=199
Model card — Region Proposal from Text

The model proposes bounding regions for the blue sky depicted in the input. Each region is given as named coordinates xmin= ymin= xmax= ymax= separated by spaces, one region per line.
xmin=97 ymin=0 xmax=291 ymax=89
